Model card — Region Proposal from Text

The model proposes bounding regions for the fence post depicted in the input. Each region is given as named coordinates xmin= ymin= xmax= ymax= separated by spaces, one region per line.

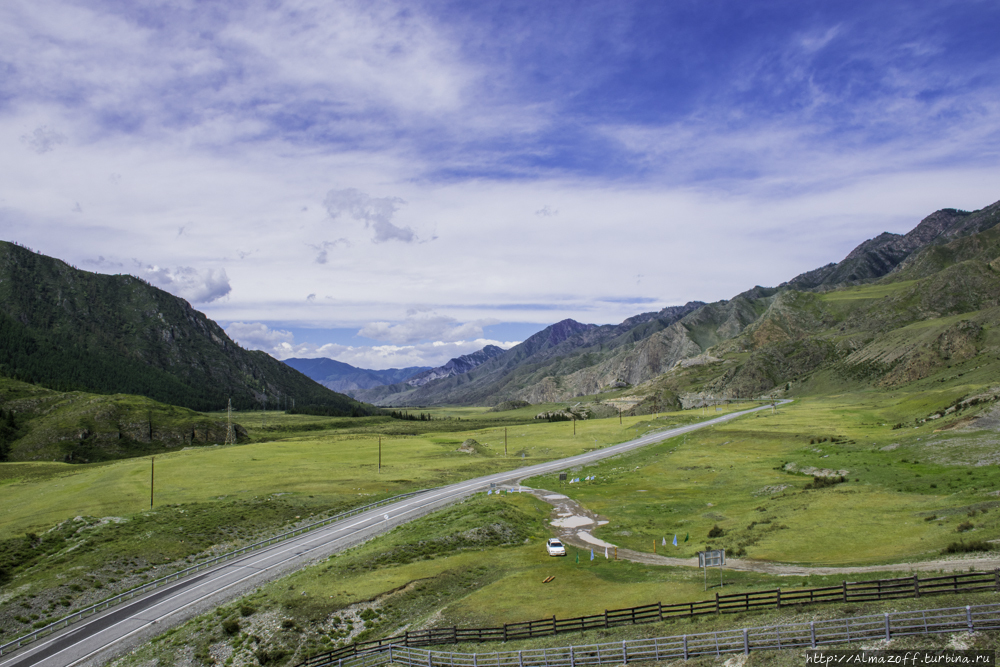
xmin=658 ymin=601 xmax=663 ymax=621
xmin=519 ymin=650 xmax=523 ymax=667
xmin=842 ymin=581 xmax=847 ymax=602
xmin=715 ymin=593 xmax=720 ymax=614
xmin=454 ymin=627 xmax=458 ymax=645
xmin=967 ymin=606 xmax=974 ymax=633
xmin=776 ymin=589 xmax=781 ymax=610
xmin=503 ymin=624 xmax=508 ymax=642
xmin=743 ymin=629 xmax=749 ymax=655
xmin=622 ymin=641 xmax=628 ymax=664
xmin=810 ymin=621 xmax=816 ymax=648
xmin=884 ymin=613 xmax=891 ymax=641
xmin=605 ymin=609 xmax=609 ymax=628
xmin=570 ymin=646 xmax=575 ymax=667
xmin=428 ymin=651 xmax=432 ymax=667
xmin=914 ymin=575 xmax=920 ymax=598
xmin=553 ymin=615 xmax=556 ymax=635
xmin=995 ymin=569 xmax=999 ymax=592
xmin=390 ymin=646 xmax=393 ymax=663
xmin=683 ymin=635 xmax=688 ymax=660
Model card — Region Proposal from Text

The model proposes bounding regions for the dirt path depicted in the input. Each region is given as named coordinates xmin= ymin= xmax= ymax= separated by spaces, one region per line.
xmin=521 ymin=486 xmax=1000 ymax=576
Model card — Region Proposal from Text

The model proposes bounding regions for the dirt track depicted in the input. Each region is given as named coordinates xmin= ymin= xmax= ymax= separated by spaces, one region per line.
xmin=524 ymin=486 xmax=1000 ymax=576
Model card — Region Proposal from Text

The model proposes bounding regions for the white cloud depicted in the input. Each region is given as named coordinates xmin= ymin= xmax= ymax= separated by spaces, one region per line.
xmin=324 ymin=188 xmax=416 ymax=243
xmin=225 ymin=320 xmax=517 ymax=369
xmin=139 ymin=264 xmax=232 ymax=303
xmin=20 ymin=126 xmax=66 ymax=154
xmin=225 ymin=322 xmax=294 ymax=350
xmin=359 ymin=311 xmax=499 ymax=345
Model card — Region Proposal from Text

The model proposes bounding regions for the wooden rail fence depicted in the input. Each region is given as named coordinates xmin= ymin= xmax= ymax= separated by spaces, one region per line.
xmin=299 ymin=602 xmax=1000 ymax=667
xmin=297 ymin=570 xmax=1000 ymax=666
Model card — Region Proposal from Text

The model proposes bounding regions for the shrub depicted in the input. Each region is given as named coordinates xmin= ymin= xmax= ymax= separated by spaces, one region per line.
xmin=943 ymin=540 xmax=992 ymax=554
xmin=222 ymin=619 xmax=240 ymax=635
xmin=804 ymin=475 xmax=845 ymax=490
xmin=708 ymin=525 xmax=726 ymax=538
xmin=956 ymin=521 xmax=974 ymax=533
xmin=240 ymin=604 xmax=256 ymax=617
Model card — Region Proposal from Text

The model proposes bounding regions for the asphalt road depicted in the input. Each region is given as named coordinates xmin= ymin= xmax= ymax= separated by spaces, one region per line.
xmin=0 ymin=402 xmax=781 ymax=667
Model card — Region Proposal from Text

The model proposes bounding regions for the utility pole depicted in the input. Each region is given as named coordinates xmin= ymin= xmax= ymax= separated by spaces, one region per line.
xmin=224 ymin=398 xmax=236 ymax=445
xmin=150 ymin=456 xmax=155 ymax=510
xmin=619 ymin=407 xmax=622 ymax=425
xmin=504 ymin=427 xmax=508 ymax=457
xmin=378 ymin=437 xmax=381 ymax=472
xmin=573 ymin=417 xmax=576 ymax=436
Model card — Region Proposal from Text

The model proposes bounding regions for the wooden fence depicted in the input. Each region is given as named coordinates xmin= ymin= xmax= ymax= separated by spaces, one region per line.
xmin=298 ymin=602 xmax=1000 ymax=667
xmin=296 ymin=570 xmax=1000 ymax=666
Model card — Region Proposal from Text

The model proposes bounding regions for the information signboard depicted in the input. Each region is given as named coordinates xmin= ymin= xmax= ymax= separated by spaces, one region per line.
xmin=698 ymin=549 xmax=725 ymax=568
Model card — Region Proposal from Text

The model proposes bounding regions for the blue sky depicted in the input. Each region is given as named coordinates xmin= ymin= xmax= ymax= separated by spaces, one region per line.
xmin=2 ymin=0 xmax=999 ymax=368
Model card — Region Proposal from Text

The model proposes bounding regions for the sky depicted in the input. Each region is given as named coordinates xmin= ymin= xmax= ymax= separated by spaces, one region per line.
xmin=2 ymin=1 xmax=999 ymax=370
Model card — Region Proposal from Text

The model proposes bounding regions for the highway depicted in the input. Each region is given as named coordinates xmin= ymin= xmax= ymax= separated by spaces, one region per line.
xmin=0 ymin=402 xmax=782 ymax=667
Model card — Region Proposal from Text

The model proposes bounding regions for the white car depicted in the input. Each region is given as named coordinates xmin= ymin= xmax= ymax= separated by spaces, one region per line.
xmin=546 ymin=538 xmax=566 ymax=556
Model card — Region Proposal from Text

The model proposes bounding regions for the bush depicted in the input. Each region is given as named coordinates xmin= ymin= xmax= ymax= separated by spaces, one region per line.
xmin=222 ymin=618 xmax=240 ymax=635
xmin=708 ymin=525 xmax=726 ymax=538
xmin=956 ymin=521 xmax=974 ymax=533
xmin=943 ymin=540 xmax=992 ymax=554
xmin=240 ymin=604 xmax=256 ymax=617
xmin=804 ymin=475 xmax=845 ymax=490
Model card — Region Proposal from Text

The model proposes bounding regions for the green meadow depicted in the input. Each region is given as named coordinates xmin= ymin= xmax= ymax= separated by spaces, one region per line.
xmin=0 ymin=408 xmax=722 ymax=541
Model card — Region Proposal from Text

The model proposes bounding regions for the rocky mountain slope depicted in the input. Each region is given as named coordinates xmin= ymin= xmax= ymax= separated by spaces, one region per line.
xmin=357 ymin=199 xmax=1000 ymax=408
xmin=0 ymin=242 xmax=374 ymax=415
xmin=405 ymin=345 xmax=506 ymax=387
xmin=353 ymin=303 xmax=706 ymax=406
xmin=282 ymin=358 xmax=429 ymax=393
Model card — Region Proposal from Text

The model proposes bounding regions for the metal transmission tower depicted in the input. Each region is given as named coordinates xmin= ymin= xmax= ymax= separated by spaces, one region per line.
xmin=224 ymin=398 xmax=237 ymax=445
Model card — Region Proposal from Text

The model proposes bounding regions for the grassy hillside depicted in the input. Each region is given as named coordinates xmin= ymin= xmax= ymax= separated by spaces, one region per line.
xmin=0 ymin=376 xmax=248 ymax=463
xmin=0 ymin=241 xmax=373 ymax=415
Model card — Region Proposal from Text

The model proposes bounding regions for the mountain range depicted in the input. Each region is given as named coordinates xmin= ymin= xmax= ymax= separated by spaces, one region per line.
xmin=352 ymin=199 xmax=1000 ymax=408
xmin=282 ymin=357 xmax=430 ymax=393
xmin=2 ymin=197 xmax=999 ymax=427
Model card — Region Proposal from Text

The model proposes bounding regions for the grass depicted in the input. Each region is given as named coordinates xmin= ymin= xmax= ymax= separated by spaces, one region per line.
xmin=0 ymin=405 xmax=716 ymax=643
xmin=523 ymin=386 xmax=1000 ymax=565
xmin=102 ymin=489 xmax=1000 ymax=667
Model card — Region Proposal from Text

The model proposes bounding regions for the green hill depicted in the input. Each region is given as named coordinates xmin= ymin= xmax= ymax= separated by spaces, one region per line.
xmin=0 ymin=241 xmax=374 ymax=415
xmin=0 ymin=376 xmax=247 ymax=463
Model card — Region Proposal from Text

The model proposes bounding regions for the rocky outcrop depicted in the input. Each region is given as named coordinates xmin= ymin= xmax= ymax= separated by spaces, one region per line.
xmin=406 ymin=345 xmax=506 ymax=387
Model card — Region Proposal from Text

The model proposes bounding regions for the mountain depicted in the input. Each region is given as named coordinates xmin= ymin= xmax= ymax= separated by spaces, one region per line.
xmin=0 ymin=241 xmax=375 ymax=415
xmin=355 ymin=199 xmax=1000 ymax=408
xmin=282 ymin=358 xmax=429 ymax=393
xmin=352 ymin=304 xmax=706 ymax=406
xmin=405 ymin=345 xmax=506 ymax=387
xmin=783 ymin=205 xmax=1000 ymax=290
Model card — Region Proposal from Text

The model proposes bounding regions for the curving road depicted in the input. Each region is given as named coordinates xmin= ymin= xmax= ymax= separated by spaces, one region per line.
xmin=0 ymin=402 xmax=781 ymax=667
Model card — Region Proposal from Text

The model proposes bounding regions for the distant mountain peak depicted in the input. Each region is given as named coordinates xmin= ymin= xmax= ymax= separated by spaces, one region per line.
xmin=406 ymin=345 xmax=506 ymax=387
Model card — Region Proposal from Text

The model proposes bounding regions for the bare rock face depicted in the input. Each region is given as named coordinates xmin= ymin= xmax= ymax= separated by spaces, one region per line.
xmin=406 ymin=346 xmax=506 ymax=387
